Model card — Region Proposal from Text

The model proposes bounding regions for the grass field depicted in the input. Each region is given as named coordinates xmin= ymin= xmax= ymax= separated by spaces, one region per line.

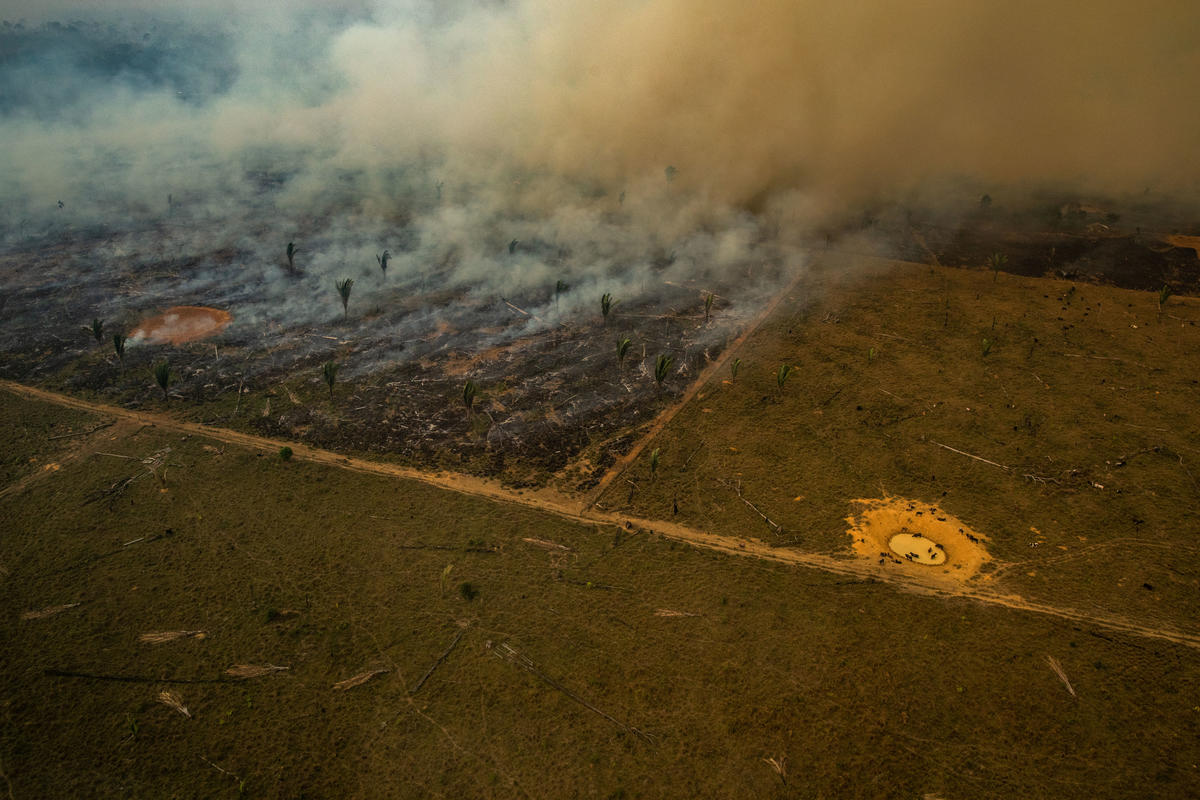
xmin=600 ymin=256 xmax=1200 ymax=635
xmin=2 ymin=256 xmax=1200 ymax=799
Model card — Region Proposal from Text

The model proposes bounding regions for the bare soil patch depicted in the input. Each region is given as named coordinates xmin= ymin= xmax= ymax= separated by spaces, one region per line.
xmin=130 ymin=305 xmax=231 ymax=345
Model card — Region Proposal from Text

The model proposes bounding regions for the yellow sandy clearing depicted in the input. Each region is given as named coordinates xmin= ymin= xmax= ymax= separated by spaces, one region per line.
xmin=845 ymin=496 xmax=991 ymax=585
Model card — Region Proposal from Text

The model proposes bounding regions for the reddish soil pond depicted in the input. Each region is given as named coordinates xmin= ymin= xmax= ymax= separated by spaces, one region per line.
xmin=130 ymin=306 xmax=232 ymax=345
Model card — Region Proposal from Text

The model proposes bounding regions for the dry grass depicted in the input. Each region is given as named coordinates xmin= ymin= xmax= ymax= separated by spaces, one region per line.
xmin=603 ymin=257 xmax=1200 ymax=636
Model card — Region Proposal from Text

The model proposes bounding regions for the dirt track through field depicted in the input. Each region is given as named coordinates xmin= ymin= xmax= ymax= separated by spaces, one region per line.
xmin=4 ymin=379 xmax=1199 ymax=651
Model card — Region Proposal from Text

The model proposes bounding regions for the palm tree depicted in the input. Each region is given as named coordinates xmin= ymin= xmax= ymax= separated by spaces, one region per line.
xmin=601 ymin=293 xmax=617 ymax=327
xmin=704 ymin=293 xmax=715 ymax=325
xmin=377 ymin=250 xmax=390 ymax=277
xmin=89 ymin=318 xmax=104 ymax=344
xmin=555 ymin=279 xmax=569 ymax=312
xmin=987 ymin=252 xmax=1007 ymax=282
xmin=654 ymin=354 xmax=674 ymax=392
xmin=113 ymin=333 xmax=127 ymax=367
xmin=286 ymin=242 xmax=299 ymax=274
xmin=152 ymin=360 xmax=172 ymax=400
xmin=336 ymin=278 xmax=354 ymax=318
xmin=463 ymin=380 xmax=478 ymax=419
xmin=1159 ymin=285 xmax=1172 ymax=312
xmin=322 ymin=360 xmax=339 ymax=400
xmin=776 ymin=364 xmax=793 ymax=390
xmin=616 ymin=337 xmax=632 ymax=372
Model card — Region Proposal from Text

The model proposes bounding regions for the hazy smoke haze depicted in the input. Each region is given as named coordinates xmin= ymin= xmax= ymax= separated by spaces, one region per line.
xmin=2 ymin=0 xmax=1197 ymax=233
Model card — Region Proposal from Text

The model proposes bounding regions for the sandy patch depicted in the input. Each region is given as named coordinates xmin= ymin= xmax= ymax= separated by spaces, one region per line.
xmin=845 ymin=496 xmax=991 ymax=584
xmin=131 ymin=306 xmax=231 ymax=345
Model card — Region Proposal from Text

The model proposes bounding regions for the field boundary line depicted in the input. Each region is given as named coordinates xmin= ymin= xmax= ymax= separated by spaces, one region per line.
xmin=582 ymin=263 xmax=813 ymax=510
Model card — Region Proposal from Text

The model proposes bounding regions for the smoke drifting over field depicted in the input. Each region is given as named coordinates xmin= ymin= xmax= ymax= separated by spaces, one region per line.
xmin=3 ymin=0 xmax=1199 ymax=229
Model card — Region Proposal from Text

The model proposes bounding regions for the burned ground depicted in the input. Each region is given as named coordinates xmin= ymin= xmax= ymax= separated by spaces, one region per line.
xmin=0 ymin=206 xmax=774 ymax=490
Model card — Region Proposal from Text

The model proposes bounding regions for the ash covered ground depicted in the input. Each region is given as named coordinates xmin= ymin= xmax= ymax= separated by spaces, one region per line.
xmin=0 ymin=170 xmax=806 ymax=488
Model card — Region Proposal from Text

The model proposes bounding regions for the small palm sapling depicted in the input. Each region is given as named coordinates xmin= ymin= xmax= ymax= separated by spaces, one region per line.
xmin=323 ymin=360 xmax=339 ymax=400
xmin=153 ymin=360 xmax=172 ymax=400
xmin=463 ymin=380 xmax=478 ymax=419
xmin=616 ymin=337 xmax=632 ymax=371
xmin=654 ymin=354 xmax=673 ymax=391
xmin=601 ymin=293 xmax=616 ymax=326
xmin=335 ymin=278 xmax=354 ymax=318
xmin=555 ymin=279 xmax=569 ymax=312
xmin=987 ymin=252 xmax=1007 ymax=282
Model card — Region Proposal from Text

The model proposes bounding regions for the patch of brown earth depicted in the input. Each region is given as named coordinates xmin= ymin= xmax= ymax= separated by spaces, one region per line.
xmin=131 ymin=306 xmax=231 ymax=345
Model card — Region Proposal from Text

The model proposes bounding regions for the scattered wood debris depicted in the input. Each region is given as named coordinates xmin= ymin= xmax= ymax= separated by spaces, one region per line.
xmin=1046 ymin=655 xmax=1076 ymax=697
xmin=930 ymin=440 xmax=1010 ymax=472
xmin=489 ymin=641 xmax=653 ymax=742
xmin=654 ymin=609 xmax=701 ymax=618
xmin=721 ymin=479 xmax=783 ymax=534
xmin=333 ymin=669 xmax=389 ymax=691
xmin=522 ymin=537 xmax=573 ymax=552
xmin=21 ymin=602 xmax=80 ymax=620
xmin=225 ymin=664 xmax=289 ymax=680
xmin=411 ymin=627 xmax=468 ymax=694
xmin=157 ymin=690 xmax=192 ymax=718
xmin=763 ymin=755 xmax=787 ymax=785
xmin=139 ymin=630 xmax=206 ymax=644
xmin=47 ymin=420 xmax=114 ymax=440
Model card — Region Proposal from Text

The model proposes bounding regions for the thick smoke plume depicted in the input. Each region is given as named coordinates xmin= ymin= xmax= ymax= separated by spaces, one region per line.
xmin=3 ymin=0 xmax=1198 ymax=235
xmin=505 ymin=0 xmax=1200 ymax=204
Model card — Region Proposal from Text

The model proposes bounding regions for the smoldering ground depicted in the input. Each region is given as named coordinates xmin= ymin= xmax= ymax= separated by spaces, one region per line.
xmin=0 ymin=1 xmax=1197 ymax=483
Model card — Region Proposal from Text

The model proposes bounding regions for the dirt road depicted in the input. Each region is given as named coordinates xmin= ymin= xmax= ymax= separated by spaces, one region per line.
xmin=5 ymin=379 xmax=1199 ymax=651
